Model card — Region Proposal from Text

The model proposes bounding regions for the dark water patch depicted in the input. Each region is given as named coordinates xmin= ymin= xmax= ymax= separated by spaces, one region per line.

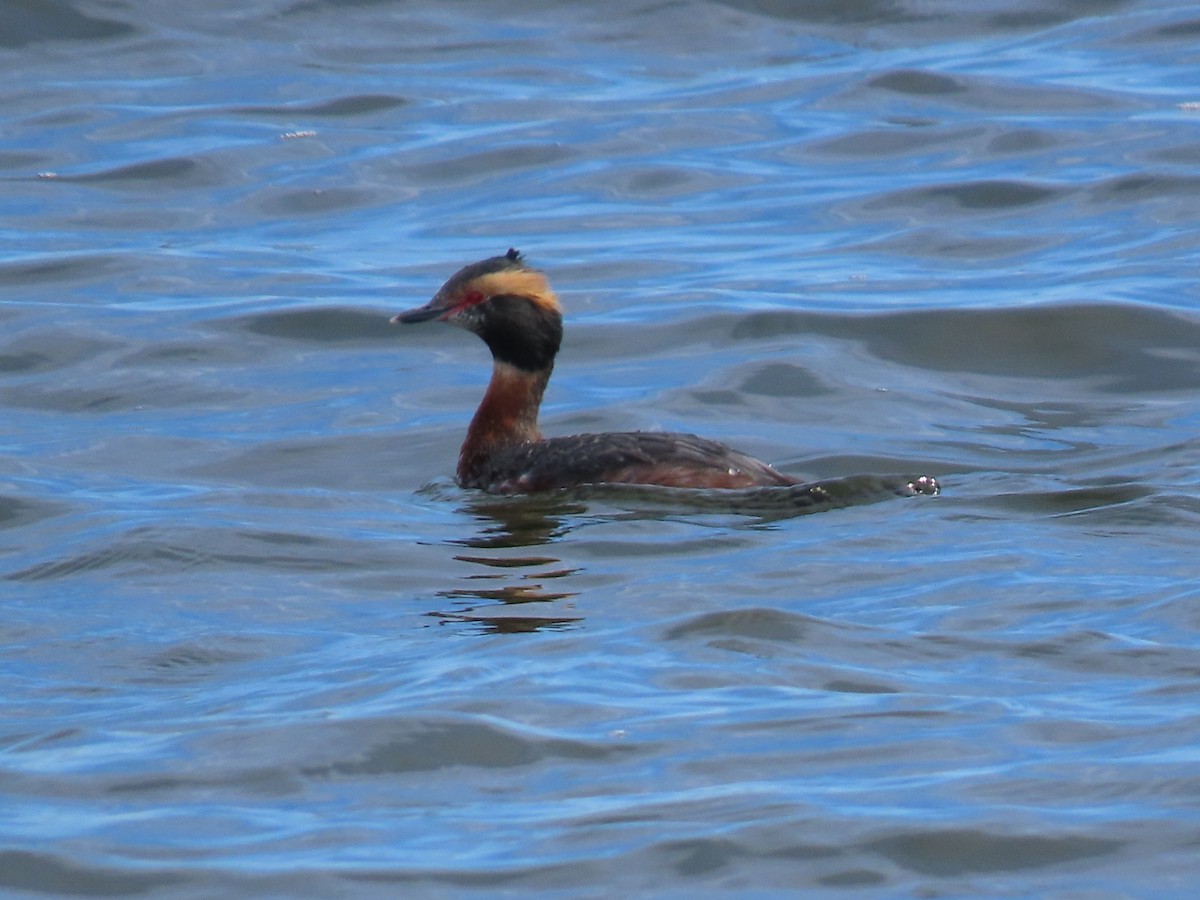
xmin=989 ymin=1 xmax=1124 ymax=31
xmin=859 ymin=228 xmax=1047 ymax=262
xmin=968 ymin=758 xmax=1200 ymax=813
xmin=397 ymin=143 xmax=574 ymax=189
xmin=0 ymin=254 xmax=133 ymax=287
xmin=1125 ymin=14 xmax=1200 ymax=42
xmin=134 ymin=639 xmax=267 ymax=685
xmin=818 ymin=867 xmax=887 ymax=887
xmin=551 ymin=834 xmax=859 ymax=893
xmin=0 ymin=849 xmax=182 ymax=896
xmin=1064 ymin=492 xmax=1200 ymax=538
xmin=987 ymin=0 xmax=1126 ymax=32
xmin=847 ymin=67 xmax=1122 ymax=114
xmin=663 ymin=607 xmax=813 ymax=642
xmin=224 ymin=307 xmax=391 ymax=342
xmin=1088 ymin=172 xmax=1200 ymax=204
xmin=56 ymin=157 xmax=224 ymax=190
xmin=192 ymin=433 xmax=437 ymax=492
xmin=0 ymin=1 xmax=134 ymax=49
xmin=260 ymin=715 xmax=638 ymax=776
xmin=805 ymin=124 xmax=984 ymax=159
xmin=0 ymin=726 xmax=87 ymax=758
xmin=205 ymin=527 xmax=401 ymax=573
xmin=0 ymin=150 xmax=46 ymax=170
xmin=6 ymin=530 xmax=206 ymax=583
xmin=0 ymin=494 xmax=70 ymax=531
xmin=864 ymin=179 xmax=1065 ymax=215
xmin=869 ymin=69 xmax=964 ymax=96
xmin=662 ymin=610 xmax=924 ymax=675
xmin=103 ymin=765 xmax=304 ymax=799
xmin=580 ymin=164 xmax=751 ymax=202
xmin=715 ymin=0 xmax=924 ymax=27
xmin=0 ymin=331 xmax=121 ymax=372
xmin=1147 ymin=142 xmax=1200 ymax=165
xmin=343 ymin=860 xmax=619 ymax=893
xmin=886 ymin=304 xmax=1200 ymax=391
xmin=0 ymin=350 xmax=51 ymax=374
xmin=251 ymin=185 xmax=375 ymax=217
xmin=986 ymin=482 xmax=1153 ymax=519
xmin=728 ymin=303 xmax=1200 ymax=390
xmin=824 ymin=678 xmax=900 ymax=695
xmin=4 ymin=521 xmax=391 ymax=583
xmin=548 ymin=475 xmax=939 ymax=524
xmin=915 ymin=628 xmax=1200 ymax=683
xmin=948 ymin=394 xmax=1141 ymax=437
xmin=1012 ymin=630 xmax=1200 ymax=680
xmin=722 ymin=0 xmax=1128 ymax=34
xmin=865 ymin=828 xmax=1123 ymax=876
xmin=737 ymin=361 xmax=827 ymax=397
xmin=0 ymin=326 xmax=253 ymax=415
xmin=115 ymin=339 xmax=246 ymax=368
xmin=805 ymin=453 xmax=961 ymax=483
xmin=234 ymin=92 xmax=408 ymax=118
xmin=661 ymin=836 xmax=748 ymax=877
xmin=0 ymin=378 xmax=241 ymax=415
xmin=986 ymin=128 xmax=1059 ymax=154
xmin=1141 ymin=493 xmax=1200 ymax=534
xmin=19 ymin=103 xmax=107 ymax=132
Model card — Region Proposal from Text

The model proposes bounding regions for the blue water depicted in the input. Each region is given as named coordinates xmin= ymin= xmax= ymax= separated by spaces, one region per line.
xmin=4 ymin=0 xmax=1200 ymax=895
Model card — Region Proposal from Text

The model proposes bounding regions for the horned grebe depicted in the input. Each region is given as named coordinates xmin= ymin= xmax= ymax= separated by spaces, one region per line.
xmin=392 ymin=249 xmax=938 ymax=501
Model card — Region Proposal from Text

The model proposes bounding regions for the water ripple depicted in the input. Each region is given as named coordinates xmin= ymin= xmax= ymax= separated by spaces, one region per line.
xmin=3 ymin=0 xmax=1200 ymax=895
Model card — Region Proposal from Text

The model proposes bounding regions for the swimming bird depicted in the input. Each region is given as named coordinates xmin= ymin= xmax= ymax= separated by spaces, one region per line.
xmin=392 ymin=249 xmax=938 ymax=502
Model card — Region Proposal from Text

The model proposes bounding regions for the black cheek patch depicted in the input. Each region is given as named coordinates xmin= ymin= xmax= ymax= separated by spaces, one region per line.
xmin=483 ymin=295 xmax=563 ymax=372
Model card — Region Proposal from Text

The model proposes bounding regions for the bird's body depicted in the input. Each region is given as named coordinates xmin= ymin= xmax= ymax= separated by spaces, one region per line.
xmin=393 ymin=250 xmax=937 ymax=501
xmin=458 ymin=426 xmax=798 ymax=494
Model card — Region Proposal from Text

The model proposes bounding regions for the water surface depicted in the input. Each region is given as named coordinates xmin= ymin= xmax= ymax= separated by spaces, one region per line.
xmin=3 ymin=0 xmax=1200 ymax=895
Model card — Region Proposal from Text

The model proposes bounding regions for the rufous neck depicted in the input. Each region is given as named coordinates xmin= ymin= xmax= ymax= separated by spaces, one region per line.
xmin=457 ymin=361 xmax=551 ymax=480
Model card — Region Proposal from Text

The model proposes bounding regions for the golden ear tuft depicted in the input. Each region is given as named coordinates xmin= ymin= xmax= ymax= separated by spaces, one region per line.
xmin=475 ymin=269 xmax=561 ymax=314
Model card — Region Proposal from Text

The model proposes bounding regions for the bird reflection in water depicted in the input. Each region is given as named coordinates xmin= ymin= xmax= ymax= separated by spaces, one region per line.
xmin=426 ymin=493 xmax=585 ymax=632
xmin=422 ymin=473 xmax=939 ymax=631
